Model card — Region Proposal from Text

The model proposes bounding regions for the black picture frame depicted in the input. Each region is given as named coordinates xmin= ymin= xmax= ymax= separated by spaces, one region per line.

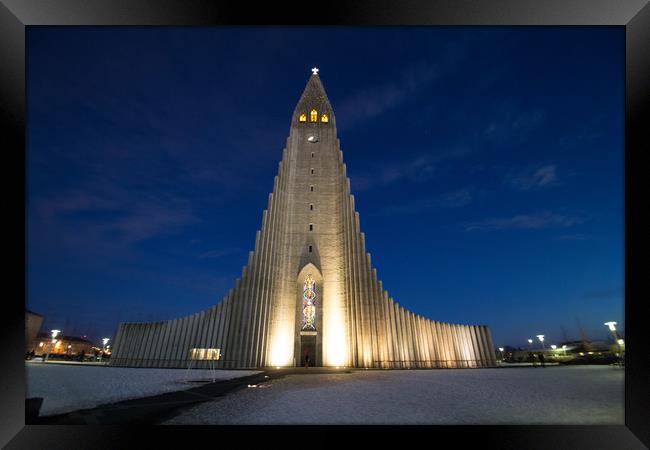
xmin=2 ymin=1 xmax=648 ymax=448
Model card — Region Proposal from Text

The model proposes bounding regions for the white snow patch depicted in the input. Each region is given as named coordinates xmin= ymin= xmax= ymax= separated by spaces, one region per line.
xmin=26 ymin=362 xmax=260 ymax=416
xmin=164 ymin=366 xmax=624 ymax=425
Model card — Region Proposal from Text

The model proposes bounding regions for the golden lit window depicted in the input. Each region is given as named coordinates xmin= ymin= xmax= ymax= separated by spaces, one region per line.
xmin=321 ymin=113 xmax=329 ymax=123
xmin=310 ymin=109 xmax=317 ymax=122
xmin=299 ymin=113 xmax=307 ymax=122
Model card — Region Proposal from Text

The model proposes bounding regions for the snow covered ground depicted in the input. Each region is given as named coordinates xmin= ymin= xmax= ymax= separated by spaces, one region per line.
xmin=26 ymin=362 xmax=260 ymax=416
xmin=164 ymin=366 xmax=624 ymax=425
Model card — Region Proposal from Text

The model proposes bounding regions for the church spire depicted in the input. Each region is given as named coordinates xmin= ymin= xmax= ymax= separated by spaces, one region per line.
xmin=293 ymin=68 xmax=334 ymax=127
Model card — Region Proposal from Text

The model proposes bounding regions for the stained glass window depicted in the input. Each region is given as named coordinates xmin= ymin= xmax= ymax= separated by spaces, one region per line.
xmin=299 ymin=113 xmax=307 ymax=122
xmin=302 ymin=274 xmax=316 ymax=331
xmin=310 ymin=109 xmax=317 ymax=122
xmin=321 ymin=113 xmax=329 ymax=123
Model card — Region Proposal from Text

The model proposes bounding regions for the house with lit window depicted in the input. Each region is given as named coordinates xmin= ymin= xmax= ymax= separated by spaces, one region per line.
xmin=34 ymin=332 xmax=95 ymax=357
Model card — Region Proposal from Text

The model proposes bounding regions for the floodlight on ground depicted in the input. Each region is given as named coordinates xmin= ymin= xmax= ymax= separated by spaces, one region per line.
xmin=617 ymin=339 xmax=625 ymax=346
xmin=551 ymin=345 xmax=557 ymax=350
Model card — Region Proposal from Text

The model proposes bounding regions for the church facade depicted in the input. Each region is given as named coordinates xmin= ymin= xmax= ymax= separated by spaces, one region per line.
xmin=110 ymin=70 xmax=497 ymax=369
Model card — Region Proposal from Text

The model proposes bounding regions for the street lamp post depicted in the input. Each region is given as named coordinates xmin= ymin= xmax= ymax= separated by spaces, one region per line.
xmin=604 ymin=322 xmax=620 ymax=347
xmin=498 ymin=347 xmax=504 ymax=364
xmin=604 ymin=321 xmax=624 ymax=363
xmin=101 ymin=338 xmax=110 ymax=363
xmin=44 ymin=330 xmax=61 ymax=363
xmin=536 ymin=334 xmax=545 ymax=349
xmin=527 ymin=339 xmax=533 ymax=350
xmin=562 ymin=344 xmax=567 ymax=357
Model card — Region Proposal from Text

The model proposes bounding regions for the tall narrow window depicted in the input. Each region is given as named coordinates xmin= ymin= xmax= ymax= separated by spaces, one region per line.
xmin=310 ymin=109 xmax=317 ymax=122
xmin=309 ymin=224 xmax=313 ymax=231
xmin=302 ymin=273 xmax=316 ymax=330
xmin=310 ymin=185 xmax=314 ymax=192
xmin=321 ymin=113 xmax=329 ymax=123
xmin=310 ymin=168 xmax=314 ymax=174
xmin=299 ymin=113 xmax=307 ymax=122
xmin=311 ymin=152 xmax=314 ymax=158
xmin=309 ymin=204 xmax=313 ymax=211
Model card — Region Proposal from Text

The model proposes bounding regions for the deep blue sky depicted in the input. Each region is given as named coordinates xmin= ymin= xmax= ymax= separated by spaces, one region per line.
xmin=27 ymin=27 xmax=624 ymax=349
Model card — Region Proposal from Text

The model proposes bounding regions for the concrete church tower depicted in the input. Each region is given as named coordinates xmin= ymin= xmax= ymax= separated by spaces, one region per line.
xmin=110 ymin=69 xmax=497 ymax=369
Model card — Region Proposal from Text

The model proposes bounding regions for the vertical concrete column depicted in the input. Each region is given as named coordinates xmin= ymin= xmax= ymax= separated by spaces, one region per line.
xmin=422 ymin=317 xmax=433 ymax=368
xmin=400 ymin=306 xmax=409 ymax=368
xmin=225 ymin=285 xmax=239 ymax=368
xmin=122 ymin=324 xmax=136 ymax=366
xmin=389 ymin=299 xmax=400 ymax=368
xmin=484 ymin=326 xmax=497 ymax=366
xmin=472 ymin=325 xmax=485 ymax=367
xmin=383 ymin=292 xmax=394 ymax=368
xmin=439 ymin=323 xmax=450 ymax=368
xmin=227 ymin=276 xmax=245 ymax=368
xmin=216 ymin=295 xmax=231 ymax=368
xmin=403 ymin=310 xmax=414 ymax=368
xmin=110 ymin=326 xmax=125 ymax=365
xmin=460 ymin=325 xmax=476 ymax=367
xmin=179 ymin=314 xmax=197 ymax=367
xmin=427 ymin=320 xmax=438 ymax=368
xmin=144 ymin=323 xmax=160 ymax=367
xmin=156 ymin=320 xmax=172 ymax=368
xmin=170 ymin=317 xmax=186 ymax=368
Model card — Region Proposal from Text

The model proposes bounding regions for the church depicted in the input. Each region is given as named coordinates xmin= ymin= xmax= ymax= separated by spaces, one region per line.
xmin=110 ymin=69 xmax=497 ymax=369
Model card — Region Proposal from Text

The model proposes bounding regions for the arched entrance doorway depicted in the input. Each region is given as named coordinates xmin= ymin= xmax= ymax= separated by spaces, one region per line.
xmin=295 ymin=263 xmax=323 ymax=367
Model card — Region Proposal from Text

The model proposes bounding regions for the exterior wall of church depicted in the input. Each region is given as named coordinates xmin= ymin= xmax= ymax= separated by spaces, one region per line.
xmin=110 ymin=73 xmax=497 ymax=370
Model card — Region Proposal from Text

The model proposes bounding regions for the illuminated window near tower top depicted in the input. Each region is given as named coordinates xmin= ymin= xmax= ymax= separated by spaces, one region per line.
xmin=299 ymin=113 xmax=307 ymax=122
xmin=321 ymin=113 xmax=328 ymax=123
xmin=302 ymin=274 xmax=317 ymax=331
xmin=310 ymin=109 xmax=317 ymax=122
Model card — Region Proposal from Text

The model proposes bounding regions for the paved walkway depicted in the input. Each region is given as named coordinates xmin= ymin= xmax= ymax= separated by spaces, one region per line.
xmin=28 ymin=367 xmax=346 ymax=424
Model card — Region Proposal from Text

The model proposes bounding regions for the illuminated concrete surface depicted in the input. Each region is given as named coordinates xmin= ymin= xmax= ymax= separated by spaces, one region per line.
xmin=163 ymin=366 xmax=624 ymax=425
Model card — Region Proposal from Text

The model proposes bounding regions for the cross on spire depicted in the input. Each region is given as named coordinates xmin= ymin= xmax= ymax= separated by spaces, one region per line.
xmin=311 ymin=67 xmax=319 ymax=75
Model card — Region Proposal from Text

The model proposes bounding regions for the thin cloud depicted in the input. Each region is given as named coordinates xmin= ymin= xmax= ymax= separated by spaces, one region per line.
xmin=375 ymin=188 xmax=473 ymax=216
xmin=32 ymin=180 xmax=199 ymax=247
xmin=506 ymin=164 xmax=559 ymax=190
xmin=463 ymin=211 xmax=581 ymax=232
xmin=337 ymin=63 xmax=439 ymax=130
xmin=351 ymin=155 xmax=435 ymax=191
xmin=484 ymin=107 xmax=545 ymax=146
xmin=439 ymin=189 xmax=473 ymax=208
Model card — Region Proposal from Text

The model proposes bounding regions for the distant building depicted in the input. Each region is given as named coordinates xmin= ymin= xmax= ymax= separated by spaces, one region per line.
xmin=25 ymin=309 xmax=44 ymax=353
xmin=34 ymin=332 xmax=95 ymax=357
xmin=505 ymin=340 xmax=616 ymax=363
